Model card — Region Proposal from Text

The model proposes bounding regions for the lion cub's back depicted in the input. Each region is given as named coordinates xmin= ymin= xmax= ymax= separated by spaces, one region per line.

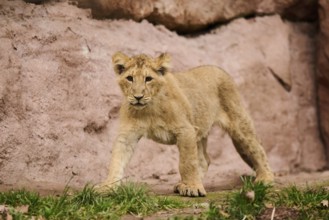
xmin=173 ymin=65 xmax=232 ymax=96
xmin=173 ymin=65 xmax=234 ymax=131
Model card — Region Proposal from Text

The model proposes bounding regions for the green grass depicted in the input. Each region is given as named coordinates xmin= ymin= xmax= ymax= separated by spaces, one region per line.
xmin=0 ymin=183 xmax=187 ymax=219
xmin=201 ymin=177 xmax=329 ymax=220
xmin=274 ymin=185 xmax=329 ymax=219
xmin=204 ymin=176 xmax=272 ymax=220
xmin=0 ymin=179 xmax=328 ymax=220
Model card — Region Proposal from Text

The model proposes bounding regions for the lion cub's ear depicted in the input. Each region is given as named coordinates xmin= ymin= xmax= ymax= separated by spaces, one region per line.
xmin=112 ymin=52 xmax=129 ymax=75
xmin=155 ymin=53 xmax=171 ymax=75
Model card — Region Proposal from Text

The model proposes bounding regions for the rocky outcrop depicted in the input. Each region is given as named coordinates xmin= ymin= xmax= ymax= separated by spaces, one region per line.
xmin=73 ymin=0 xmax=317 ymax=33
xmin=0 ymin=0 xmax=326 ymax=190
xmin=317 ymin=0 xmax=329 ymax=163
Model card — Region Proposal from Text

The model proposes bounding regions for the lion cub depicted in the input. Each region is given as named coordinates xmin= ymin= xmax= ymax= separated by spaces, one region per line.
xmin=98 ymin=52 xmax=274 ymax=197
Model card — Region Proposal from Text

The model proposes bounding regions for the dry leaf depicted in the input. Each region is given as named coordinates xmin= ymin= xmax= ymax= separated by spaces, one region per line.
xmin=15 ymin=205 xmax=29 ymax=213
xmin=321 ymin=199 xmax=328 ymax=207
xmin=0 ymin=205 xmax=12 ymax=220
xmin=0 ymin=204 xmax=29 ymax=220
xmin=245 ymin=190 xmax=255 ymax=201
xmin=197 ymin=202 xmax=210 ymax=209
xmin=0 ymin=205 xmax=7 ymax=213
xmin=219 ymin=210 xmax=230 ymax=218
xmin=6 ymin=213 xmax=13 ymax=220
xmin=265 ymin=203 xmax=274 ymax=208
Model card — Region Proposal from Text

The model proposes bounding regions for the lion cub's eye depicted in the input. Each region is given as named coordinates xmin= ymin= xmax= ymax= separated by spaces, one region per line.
xmin=126 ymin=76 xmax=133 ymax=82
xmin=145 ymin=76 xmax=153 ymax=82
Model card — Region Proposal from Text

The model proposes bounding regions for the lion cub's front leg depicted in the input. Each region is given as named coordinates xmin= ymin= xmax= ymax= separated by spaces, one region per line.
xmin=96 ymin=132 xmax=140 ymax=193
xmin=174 ymin=127 xmax=206 ymax=197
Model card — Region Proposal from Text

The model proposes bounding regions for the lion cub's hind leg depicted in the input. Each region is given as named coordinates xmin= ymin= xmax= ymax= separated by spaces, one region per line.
xmin=218 ymin=89 xmax=274 ymax=184
xmin=228 ymin=112 xmax=273 ymax=183
xmin=230 ymin=126 xmax=274 ymax=184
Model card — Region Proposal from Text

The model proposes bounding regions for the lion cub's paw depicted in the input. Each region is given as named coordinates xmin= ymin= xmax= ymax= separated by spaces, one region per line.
xmin=255 ymin=172 xmax=274 ymax=185
xmin=94 ymin=182 xmax=116 ymax=194
xmin=173 ymin=182 xmax=206 ymax=197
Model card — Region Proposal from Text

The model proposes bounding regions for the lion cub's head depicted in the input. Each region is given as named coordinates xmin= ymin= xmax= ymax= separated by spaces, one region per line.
xmin=112 ymin=52 xmax=171 ymax=109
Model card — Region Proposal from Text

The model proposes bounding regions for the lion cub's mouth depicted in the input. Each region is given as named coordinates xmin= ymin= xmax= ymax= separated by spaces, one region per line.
xmin=130 ymin=102 xmax=147 ymax=108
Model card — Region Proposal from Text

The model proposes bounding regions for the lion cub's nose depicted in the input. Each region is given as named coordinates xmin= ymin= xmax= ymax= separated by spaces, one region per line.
xmin=134 ymin=95 xmax=144 ymax=101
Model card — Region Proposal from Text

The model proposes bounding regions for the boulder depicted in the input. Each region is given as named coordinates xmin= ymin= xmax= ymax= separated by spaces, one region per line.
xmin=0 ymin=0 xmax=326 ymax=190
xmin=73 ymin=0 xmax=317 ymax=33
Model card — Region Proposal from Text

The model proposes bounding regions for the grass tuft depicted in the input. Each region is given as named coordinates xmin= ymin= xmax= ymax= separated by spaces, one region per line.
xmin=275 ymin=185 xmax=329 ymax=219
xmin=72 ymin=184 xmax=100 ymax=206
xmin=203 ymin=178 xmax=329 ymax=220
xmin=228 ymin=176 xmax=271 ymax=219
xmin=0 ymin=182 xmax=187 ymax=219
xmin=205 ymin=176 xmax=272 ymax=220
xmin=107 ymin=182 xmax=160 ymax=216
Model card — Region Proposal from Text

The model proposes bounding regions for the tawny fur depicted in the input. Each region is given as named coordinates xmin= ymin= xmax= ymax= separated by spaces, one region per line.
xmin=97 ymin=52 xmax=274 ymax=197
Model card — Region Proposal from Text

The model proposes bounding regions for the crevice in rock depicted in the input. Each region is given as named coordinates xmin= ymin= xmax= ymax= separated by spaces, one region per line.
xmin=181 ymin=13 xmax=278 ymax=37
xmin=23 ymin=0 xmax=51 ymax=4
xmin=268 ymin=67 xmax=292 ymax=92
xmin=83 ymin=121 xmax=108 ymax=134
xmin=0 ymin=98 xmax=6 ymax=122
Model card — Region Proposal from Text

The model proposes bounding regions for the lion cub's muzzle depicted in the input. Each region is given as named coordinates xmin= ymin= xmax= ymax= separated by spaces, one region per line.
xmin=130 ymin=95 xmax=147 ymax=108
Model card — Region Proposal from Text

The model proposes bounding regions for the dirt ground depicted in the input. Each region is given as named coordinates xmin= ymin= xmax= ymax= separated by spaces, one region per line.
xmin=1 ymin=170 xmax=328 ymax=197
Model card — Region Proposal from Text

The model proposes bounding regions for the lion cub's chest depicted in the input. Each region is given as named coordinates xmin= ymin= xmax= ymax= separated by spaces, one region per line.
xmin=146 ymin=125 xmax=177 ymax=145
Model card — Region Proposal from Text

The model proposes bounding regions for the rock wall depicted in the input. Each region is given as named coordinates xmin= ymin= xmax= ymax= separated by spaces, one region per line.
xmin=0 ymin=0 xmax=326 ymax=190
xmin=317 ymin=0 xmax=329 ymax=164
xmin=74 ymin=0 xmax=317 ymax=33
